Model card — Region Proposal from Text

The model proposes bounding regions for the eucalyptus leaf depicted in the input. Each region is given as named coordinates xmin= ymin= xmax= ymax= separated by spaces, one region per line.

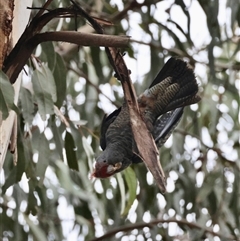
xmin=24 ymin=215 xmax=48 ymax=241
xmin=0 ymin=71 xmax=17 ymax=119
xmin=117 ymin=172 xmax=126 ymax=216
xmin=36 ymin=133 xmax=51 ymax=183
xmin=52 ymin=120 xmax=64 ymax=160
xmin=40 ymin=42 xmax=56 ymax=71
xmin=54 ymin=160 xmax=89 ymax=201
xmin=122 ymin=167 xmax=137 ymax=216
xmin=0 ymin=90 xmax=9 ymax=120
xmin=32 ymin=65 xmax=56 ymax=120
xmin=20 ymin=87 xmax=34 ymax=124
xmin=82 ymin=136 xmax=94 ymax=173
xmin=41 ymin=64 xmax=57 ymax=103
xmin=65 ymin=131 xmax=78 ymax=171
xmin=2 ymin=1 xmax=239 ymax=240
xmin=53 ymin=54 xmax=66 ymax=107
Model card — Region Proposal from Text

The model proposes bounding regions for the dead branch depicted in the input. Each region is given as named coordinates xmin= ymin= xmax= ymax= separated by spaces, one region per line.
xmin=70 ymin=1 xmax=166 ymax=192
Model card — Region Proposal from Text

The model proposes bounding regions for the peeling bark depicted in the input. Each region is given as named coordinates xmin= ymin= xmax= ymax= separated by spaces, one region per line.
xmin=0 ymin=0 xmax=14 ymax=68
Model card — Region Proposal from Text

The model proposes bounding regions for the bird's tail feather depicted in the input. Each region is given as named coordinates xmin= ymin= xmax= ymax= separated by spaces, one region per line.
xmin=139 ymin=57 xmax=200 ymax=119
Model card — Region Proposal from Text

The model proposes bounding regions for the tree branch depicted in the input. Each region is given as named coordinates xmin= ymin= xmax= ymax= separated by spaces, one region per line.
xmin=68 ymin=66 xmax=120 ymax=107
xmin=69 ymin=1 xmax=166 ymax=192
xmin=89 ymin=218 xmax=236 ymax=241
xmin=3 ymin=7 xmax=130 ymax=84
xmin=5 ymin=30 xmax=129 ymax=84
xmin=175 ymin=129 xmax=239 ymax=170
xmin=33 ymin=31 xmax=130 ymax=48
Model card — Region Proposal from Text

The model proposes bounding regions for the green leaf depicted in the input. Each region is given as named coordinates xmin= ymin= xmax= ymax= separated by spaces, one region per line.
xmin=122 ymin=167 xmax=137 ymax=216
xmin=196 ymin=183 xmax=213 ymax=203
xmin=65 ymin=131 xmax=78 ymax=171
xmin=20 ymin=87 xmax=35 ymax=124
xmin=36 ymin=133 xmax=51 ymax=182
xmin=26 ymin=179 xmax=38 ymax=215
xmin=82 ymin=136 xmax=94 ymax=173
xmin=53 ymin=54 xmax=66 ymax=107
xmin=54 ymin=160 xmax=89 ymax=201
xmin=2 ymin=132 xmax=30 ymax=193
xmin=0 ymin=90 xmax=9 ymax=120
xmin=41 ymin=65 xmax=57 ymax=102
xmin=52 ymin=120 xmax=64 ymax=160
xmin=32 ymin=65 xmax=56 ymax=120
xmin=75 ymin=215 xmax=91 ymax=226
xmin=0 ymin=71 xmax=17 ymax=119
xmin=229 ymin=168 xmax=240 ymax=227
xmin=116 ymin=172 xmax=126 ymax=215
xmin=24 ymin=214 xmax=48 ymax=241
xmin=90 ymin=47 xmax=104 ymax=80
xmin=2 ymin=167 xmax=21 ymax=193
xmin=39 ymin=42 xmax=56 ymax=71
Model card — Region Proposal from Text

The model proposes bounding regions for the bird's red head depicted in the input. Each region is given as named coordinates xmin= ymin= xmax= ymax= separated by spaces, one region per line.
xmin=91 ymin=161 xmax=122 ymax=178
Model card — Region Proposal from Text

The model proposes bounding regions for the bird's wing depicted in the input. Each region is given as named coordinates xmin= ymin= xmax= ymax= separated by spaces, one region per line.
xmin=100 ymin=107 xmax=122 ymax=150
xmin=153 ymin=107 xmax=183 ymax=147
xmin=131 ymin=107 xmax=183 ymax=164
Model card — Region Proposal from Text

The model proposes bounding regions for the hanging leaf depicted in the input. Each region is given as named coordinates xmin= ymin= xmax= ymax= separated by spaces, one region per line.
xmin=24 ymin=214 xmax=48 ymax=241
xmin=0 ymin=90 xmax=9 ymax=120
xmin=90 ymin=47 xmax=104 ymax=81
xmin=117 ymin=172 xmax=126 ymax=215
xmin=82 ymin=136 xmax=94 ymax=173
xmin=40 ymin=42 xmax=56 ymax=71
xmin=53 ymin=54 xmax=67 ymax=107
xmin=0 ymin=71 xmax=18 ymax=119
xmin=32 ymin=65 xmax=57 ymax=120
xmin=52 ymin=120 xmax=64 ymax=160
xmin=35 ymin=133 xmax=51 ymax=183
xmin=54 ymin=160 xmax=89 ymax=201
xmin=20 ymin=87 xmax=35 ymax=124
xmin=1 ymin=1 xmax=239 ymax=240
xmin=41 ymin=64 xmax=57 ymax=103
xmin=121 ymin=167 xmax=137 ymax=216
xmin=65 ymin=131 xmax=79 ymax=171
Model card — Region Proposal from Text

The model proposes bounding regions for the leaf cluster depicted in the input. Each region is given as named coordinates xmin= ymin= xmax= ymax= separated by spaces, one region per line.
xmin=1 ymin=0 xmax=239 ymax=240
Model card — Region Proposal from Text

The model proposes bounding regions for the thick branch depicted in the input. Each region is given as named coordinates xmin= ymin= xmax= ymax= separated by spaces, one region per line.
xmin=33 ymin=31 xmax=129 ymax=48
xmin=5 ymin=31 xmax=129 ymax=84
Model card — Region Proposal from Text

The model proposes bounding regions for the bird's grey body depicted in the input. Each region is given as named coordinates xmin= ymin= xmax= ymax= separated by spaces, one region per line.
xmin=93 ymin=57 xmax=201 ymax=178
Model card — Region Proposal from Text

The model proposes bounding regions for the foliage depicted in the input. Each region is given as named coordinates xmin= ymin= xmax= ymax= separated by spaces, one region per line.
xmin=1 ymin=0 xmax=239 ymax=240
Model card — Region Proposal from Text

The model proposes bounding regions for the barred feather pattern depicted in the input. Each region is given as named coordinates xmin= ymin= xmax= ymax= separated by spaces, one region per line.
xmin=94 ymin=57 xmax=201 ymax=177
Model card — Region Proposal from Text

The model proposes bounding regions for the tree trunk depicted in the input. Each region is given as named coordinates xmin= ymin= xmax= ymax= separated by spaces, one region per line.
xmin=0 ymin=0 xmax=33 ymax=170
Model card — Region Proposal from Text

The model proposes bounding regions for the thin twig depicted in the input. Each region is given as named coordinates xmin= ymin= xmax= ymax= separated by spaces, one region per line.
xmin=34 ymin=0 xmax=54 ymax=18
xmin=175 ymin=129 xmax=239 ymax=170
xmin=68 ymin=66 xmax=120 ymax=107
xmin=131 ymin=40 xmax=240 ymax=71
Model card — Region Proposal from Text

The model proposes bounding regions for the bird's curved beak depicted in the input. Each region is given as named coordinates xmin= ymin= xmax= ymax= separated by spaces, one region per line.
xmin=91 ymin=161 xmax=122 ymax=178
